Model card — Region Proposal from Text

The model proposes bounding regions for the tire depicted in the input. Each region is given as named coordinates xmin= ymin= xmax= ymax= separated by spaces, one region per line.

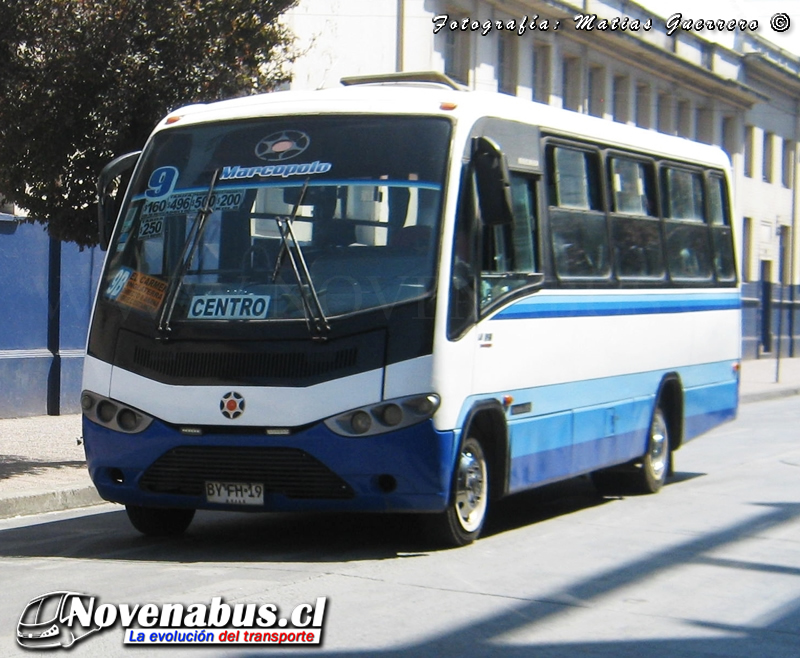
xmin=429 ymin=436 xmax=489 ymax=547
xmin=630 ymin=406 xmax=671 ymax=494
xmin=125 ymin=505 xmax=195 ymax=537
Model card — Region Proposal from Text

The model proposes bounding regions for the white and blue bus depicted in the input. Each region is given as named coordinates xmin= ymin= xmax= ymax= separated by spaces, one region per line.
xmin=84 ymin=72 xmax=740 ymax=546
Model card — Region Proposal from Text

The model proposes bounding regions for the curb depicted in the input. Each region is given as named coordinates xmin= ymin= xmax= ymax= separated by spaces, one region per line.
xmin=0 ymin=485 xmax=104 ymax=520
xmin=740 ymin=387 xmax=800 ymax=405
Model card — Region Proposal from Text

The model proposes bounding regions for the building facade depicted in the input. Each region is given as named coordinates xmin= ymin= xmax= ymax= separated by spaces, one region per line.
xmin=283 ymin=0 xmax=800 ymax=357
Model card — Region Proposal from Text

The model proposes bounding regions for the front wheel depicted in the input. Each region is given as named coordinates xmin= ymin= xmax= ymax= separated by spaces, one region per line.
xmin=125 ymin=505 xmax=195 ymax=537
xmin=428 ymin=436 xmax=489 ymax=547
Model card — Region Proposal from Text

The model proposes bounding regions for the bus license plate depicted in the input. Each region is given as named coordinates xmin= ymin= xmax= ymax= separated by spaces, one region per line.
xmin=205 ymin=481 xmax=264 ymax=506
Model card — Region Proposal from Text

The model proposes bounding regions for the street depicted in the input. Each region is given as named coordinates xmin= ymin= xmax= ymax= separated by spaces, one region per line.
xmin=1 ymin=396 xmax=799 ymax=657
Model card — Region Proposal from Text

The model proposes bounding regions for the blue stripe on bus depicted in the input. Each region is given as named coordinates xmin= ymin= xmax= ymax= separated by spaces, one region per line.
xmin=494 ymin=292 xmax=741 ymax=321
xmin=458 ymin=361 xmax=738 ymax=429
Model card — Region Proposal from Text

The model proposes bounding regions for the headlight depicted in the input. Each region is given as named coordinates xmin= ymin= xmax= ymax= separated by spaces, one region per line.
xmin=324 ymin=393 xmax=440 ymax=437
xmin=81 ymin=391 xmax=154 ymax=434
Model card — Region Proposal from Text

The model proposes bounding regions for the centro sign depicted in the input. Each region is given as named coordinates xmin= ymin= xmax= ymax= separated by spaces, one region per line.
xmin=188 ymin=294 xmax=271 ymax=320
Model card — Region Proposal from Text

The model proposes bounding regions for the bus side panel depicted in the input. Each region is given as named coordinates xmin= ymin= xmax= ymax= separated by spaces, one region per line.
xmin=506 ymin=395 xmax=653 ymax=493
xmin=572 ymin=396 xmax=653 ymax=473
xmin=459 ymin=361 xmax=737 ymax=495
xmin=508 ymin=410 xmax=573 ymax=490
xmin=683 ymin=378 xmax=739 ymax=441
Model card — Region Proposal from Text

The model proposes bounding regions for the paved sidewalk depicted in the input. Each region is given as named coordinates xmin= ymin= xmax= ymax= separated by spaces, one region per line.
xmin=1 ymin=356 xmax=799 ymax=521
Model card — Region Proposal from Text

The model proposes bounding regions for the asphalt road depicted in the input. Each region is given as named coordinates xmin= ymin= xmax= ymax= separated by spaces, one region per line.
xmin=1 ymin=396 xmax=799 ymax=657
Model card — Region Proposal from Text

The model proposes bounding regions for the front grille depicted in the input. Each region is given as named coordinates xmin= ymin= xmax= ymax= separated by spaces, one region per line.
xmin=139 ymin=446 xmax=355 ymax=500
xmin=113 ymin=329 xmax=386 ymax=386
xmin=132 ymin=345 xmax=358 ymax=381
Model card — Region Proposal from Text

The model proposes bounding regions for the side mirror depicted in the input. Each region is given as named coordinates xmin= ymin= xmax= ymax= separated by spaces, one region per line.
xmin=472 ymin=136 xmax=513 ymax=226
xmin=97 ymin=151 xmax=140 ymax=250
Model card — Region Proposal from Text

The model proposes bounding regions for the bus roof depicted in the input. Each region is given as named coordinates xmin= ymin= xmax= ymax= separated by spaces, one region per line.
xmin=158 ymin=78 xmax=730 ymax=170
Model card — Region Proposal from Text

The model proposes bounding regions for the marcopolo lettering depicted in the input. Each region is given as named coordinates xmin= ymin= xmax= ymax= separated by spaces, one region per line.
xmin=189 ymin=295 xmax=271 ymax=320
xmin=220 ymin=161 xmax=332 ymax=180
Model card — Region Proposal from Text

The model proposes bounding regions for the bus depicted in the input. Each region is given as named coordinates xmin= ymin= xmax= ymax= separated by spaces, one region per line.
xmin=84 ymin=71 xmax=740 ymax=546
xmin=17 ymin=592 xmax=98 ymax=649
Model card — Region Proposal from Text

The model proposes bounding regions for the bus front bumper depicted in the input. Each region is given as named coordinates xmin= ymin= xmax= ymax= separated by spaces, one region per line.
xmin=82 ymin=416 xmax=457 ymax=514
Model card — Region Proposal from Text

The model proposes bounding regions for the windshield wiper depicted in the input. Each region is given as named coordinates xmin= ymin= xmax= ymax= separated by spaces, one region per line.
xmin=157 ymin=168 xmax=221 ymax=338
xmin=271 ymin=179 xmax=330 ymax=340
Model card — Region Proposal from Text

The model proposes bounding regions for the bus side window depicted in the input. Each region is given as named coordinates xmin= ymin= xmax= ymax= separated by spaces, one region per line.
xmin=479 ymin=172 xmax=540 ymax=310
xmin=482 ymin=173 xmax=537 ymax=273
xmin=708 ymin=174 xmax=736 ymax=283
xmin=547 ymin=144 xmax=609 ymax=280
xmin=662 ymin=166 xmax=713 ymax=282
xmin=608 ymin=156 xmax=664 ymax=280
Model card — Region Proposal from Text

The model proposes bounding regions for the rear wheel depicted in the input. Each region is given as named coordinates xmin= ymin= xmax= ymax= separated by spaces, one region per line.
xmin=125 ymin=505 xmax=195 ymax=537
xmin=630 ymin=406 xmax=671 ymax=494
xmin=592 ymin=404 xmax=671 ymax=496
xmin=429 ymin=436 xmax=489 ymax=547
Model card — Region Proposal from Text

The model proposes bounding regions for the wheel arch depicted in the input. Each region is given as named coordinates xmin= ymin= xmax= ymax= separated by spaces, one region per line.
xmin=460 ymin=399 xmax=510 ymax=500
xmin=656 ymin=373 xmax=684 ymax=451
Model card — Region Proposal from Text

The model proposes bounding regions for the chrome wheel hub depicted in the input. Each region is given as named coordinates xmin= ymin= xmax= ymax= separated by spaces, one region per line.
xmin=648 ymin=412 xmax=668 ymax=480
xmin=455 ymin=445 xmax=487 ymax=532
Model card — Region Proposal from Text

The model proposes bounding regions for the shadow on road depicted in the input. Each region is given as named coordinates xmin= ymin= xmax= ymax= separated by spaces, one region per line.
xmin=242 ymin=500 xmax=800 ymax=657
xmin=3 ymin=476 xmax=799 ymax=656
xmin=0 ymin=475 xmax=615 ymax=563
xmin=0 ymin=455 xmax=86 ymax=480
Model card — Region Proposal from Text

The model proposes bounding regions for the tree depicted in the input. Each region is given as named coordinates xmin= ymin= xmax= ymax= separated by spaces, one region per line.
xmin=0 ymin=0 xmax=297 ymax=246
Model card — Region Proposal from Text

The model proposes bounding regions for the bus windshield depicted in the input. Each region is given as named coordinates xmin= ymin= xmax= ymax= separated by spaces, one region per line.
xmin=102 ymin=116 xmax=451 ymax=328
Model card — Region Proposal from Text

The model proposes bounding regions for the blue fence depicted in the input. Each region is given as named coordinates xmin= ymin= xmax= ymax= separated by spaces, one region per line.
xmin=1 ymin=214 xmax=799 ymax=418
xmin=0 ymin=216 xmax=103 ymax=417
xmin=741 ymin=282 xmax=800 ymax=361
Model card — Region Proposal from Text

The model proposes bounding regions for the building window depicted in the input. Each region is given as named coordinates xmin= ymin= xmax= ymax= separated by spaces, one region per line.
xmin=533 ymin=44 xmax=551 ymax=103
xmin=636 ymin=83 xmax=651 ymax=129
xmin=701 ymin=44 xmax=713 ymax=69
xmin=696 ymin=107 xmax=713 ymax=145
xmin=782 ymin=139 xmax=794 ymax=189
xmin=588 ymin=66 xmax=604 ymax=118
xmin=744 ymin=125 xmax=754 ymax=178
xmin=657 ymin=93 xmax=674 ymax=134
xmin=677 ymin=99 xmax=692 ymax=138
xmin=763 ymin=131 xmax=774 ymax=183
xmin=722 ymin=116 xmax=736 ymax=160
xmin=562 ymin=55 xmax=582 ymax=111
xmin=443 ymin=16 xmax=470 ymax=85
xmin=498 ymin=31 xmax=517 ymax=95
xmin=613 ymin=75 xmax=630 ymax=124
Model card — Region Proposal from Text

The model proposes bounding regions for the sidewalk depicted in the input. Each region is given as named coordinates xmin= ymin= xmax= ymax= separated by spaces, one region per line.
xmin=1 ymin=357 xmax=799 ymax=521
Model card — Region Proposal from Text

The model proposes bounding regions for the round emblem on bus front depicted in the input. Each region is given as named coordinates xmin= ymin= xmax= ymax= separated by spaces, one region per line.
xmin=220 ymin=392 xmax=245 ymax=419
xmin=254 ymin=130 xmax=310 ymax=161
